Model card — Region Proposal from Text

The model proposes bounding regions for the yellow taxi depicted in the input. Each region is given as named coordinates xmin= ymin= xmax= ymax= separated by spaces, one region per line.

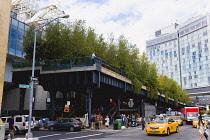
xmin=192 ymin=118 xmax=208 ymax=128
xmin=146 ymin=117 xmax=179 ymax=136
xmin=170 ymin=116 xmax=183 ymax=126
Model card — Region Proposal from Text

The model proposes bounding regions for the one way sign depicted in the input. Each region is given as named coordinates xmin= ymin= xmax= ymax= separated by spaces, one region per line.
xmin=64 ymin=107 xmax=70 ymax=112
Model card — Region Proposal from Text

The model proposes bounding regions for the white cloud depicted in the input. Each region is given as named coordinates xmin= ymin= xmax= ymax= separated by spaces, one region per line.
xmin=34 ymin=0 xmax=210 ymax=54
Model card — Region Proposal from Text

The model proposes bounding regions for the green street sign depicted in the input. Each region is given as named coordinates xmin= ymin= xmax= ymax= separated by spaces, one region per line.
xmin=19 ymin=84 xmax=31 ymax=88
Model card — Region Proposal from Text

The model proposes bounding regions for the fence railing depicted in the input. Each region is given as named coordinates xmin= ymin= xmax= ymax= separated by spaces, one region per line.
xmin=12 ymin=56 xmax=126 ymax=76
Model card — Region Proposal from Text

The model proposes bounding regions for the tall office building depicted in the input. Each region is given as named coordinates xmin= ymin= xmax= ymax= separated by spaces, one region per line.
xmin=146 ymin=14 xmax=210 ymax=96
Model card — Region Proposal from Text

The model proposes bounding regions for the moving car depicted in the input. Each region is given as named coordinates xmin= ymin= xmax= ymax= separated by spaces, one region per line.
xmin=146 ymin=117 xmax=179 ymax=136
xmin=170 ymin=116 xmax=183 ymax=126
xmin=192 ymin=118 xmax=208 ymax=128
xmin=49 ymin=118 xmax=82 ymax=132
xmin=204 ymin=117 xmax=210 ymax=124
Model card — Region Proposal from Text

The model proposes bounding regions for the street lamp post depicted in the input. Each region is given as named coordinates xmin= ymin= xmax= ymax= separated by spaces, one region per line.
xmin=27 ymin=14 xmax=69 ymax=138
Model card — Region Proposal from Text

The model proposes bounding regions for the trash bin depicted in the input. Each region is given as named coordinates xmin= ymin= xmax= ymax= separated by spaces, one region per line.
xmin=0 ymin=118 xmax=5 ymax=140
xmin=113 ymin=121 xmax=118 ymax=130
xmin=116 ymin=119 xmax=122 ymax=130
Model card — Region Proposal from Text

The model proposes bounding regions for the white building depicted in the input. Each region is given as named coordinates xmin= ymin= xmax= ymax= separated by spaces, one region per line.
xmin=146 ymin=14 xmax=210 ymax=96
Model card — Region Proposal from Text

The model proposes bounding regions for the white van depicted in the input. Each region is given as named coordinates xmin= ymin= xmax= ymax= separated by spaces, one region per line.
xmin=1 ymin=115 xmax=35 ymax=134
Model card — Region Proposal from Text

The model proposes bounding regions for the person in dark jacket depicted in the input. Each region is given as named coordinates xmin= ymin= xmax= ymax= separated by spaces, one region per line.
xmin=141 ymin=116 xmax=145 ymax=130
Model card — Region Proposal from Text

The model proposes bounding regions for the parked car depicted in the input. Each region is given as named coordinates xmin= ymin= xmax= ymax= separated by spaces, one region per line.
xmin=1 ymin=115 xmax=35 ymax=134
xmin=48 ymin=118 xmax=82 ymax=132
xmin=33 ymin=117 xmax=42 ymax=130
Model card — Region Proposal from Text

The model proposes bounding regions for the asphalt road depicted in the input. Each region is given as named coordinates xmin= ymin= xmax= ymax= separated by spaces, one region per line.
xmin=12 ymin=124 xmax=202 ymax=140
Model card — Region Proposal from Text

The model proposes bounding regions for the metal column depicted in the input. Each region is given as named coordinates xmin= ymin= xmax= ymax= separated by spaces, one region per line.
xmin=86 ymin=86 xmax=93 ymax=122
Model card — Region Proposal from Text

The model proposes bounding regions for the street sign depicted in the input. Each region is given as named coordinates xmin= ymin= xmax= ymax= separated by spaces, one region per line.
xmin=168 ymin=107 xmax=172 ymax=111
xmin=64 ymin=107 xmax=70 ymax=112
xmin=19 ymin=84 xmax=31 ymax=88
xmin=128 ymin=100 xmax=134 ymax=107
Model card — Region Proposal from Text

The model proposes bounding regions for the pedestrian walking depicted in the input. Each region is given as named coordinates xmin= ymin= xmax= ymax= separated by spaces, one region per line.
xmin=8 ymin=115 xmax=15 ymax=139
xmin=198 ymin=115 xmax=208 ymax=140
xmin=99 ymin=114 xmax=104 ymax=129
xmin=123 ymin=115 xmax=128 ymax=128
xmin=105 ymin=116 xmax=110 ymax=129
xmin=92 ymin=52 xmax=96 ymax=64
xmin=91 ymin=114 xmax=95 ymax=130
xmin=148 ymin=116 xmax=151 ymax=124
xmin=141 ymin=116 xmax=145 ymax=130
xmin=95 ymin=116 xmax=100 ymax=130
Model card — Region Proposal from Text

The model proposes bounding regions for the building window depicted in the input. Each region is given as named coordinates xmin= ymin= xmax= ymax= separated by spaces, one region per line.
xmin=205 ymin=39 xmax=208 ymax=44
xmin=192 ymin=44 xmax=195 ymax=48
xmin=189 ymin=76 xmax=192 ymax=79
xmin=200 ymin=66 xmax=202 ymax=70
xmin=194 ymin=83 xmax=197 ymax=86
xmin=194 ymin=75 xmax=198 ymax=78
xmin=203 ymin=31 xmax=208 ymax=36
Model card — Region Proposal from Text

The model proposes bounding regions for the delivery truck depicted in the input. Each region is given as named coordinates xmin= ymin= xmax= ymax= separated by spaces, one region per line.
xmin=178 ymin=107 xmax=199 ymax=124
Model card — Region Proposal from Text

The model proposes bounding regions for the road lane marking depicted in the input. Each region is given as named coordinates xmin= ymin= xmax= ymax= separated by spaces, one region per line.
xmin=36 ymin=133 xmax=61 ymax=138
xmin=59 ymin=133 xmax=103 ymax=140
xmin=65 ymin=132 xmax=79 ymax=134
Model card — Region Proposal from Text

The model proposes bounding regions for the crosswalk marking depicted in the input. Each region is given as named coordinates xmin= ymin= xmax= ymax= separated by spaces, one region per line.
xmin=59 ymin=133 xmax=103 ymax=140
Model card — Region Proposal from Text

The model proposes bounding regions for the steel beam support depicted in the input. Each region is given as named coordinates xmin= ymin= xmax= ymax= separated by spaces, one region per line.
xmin=86 ymin=86 xmax=93 ymax=122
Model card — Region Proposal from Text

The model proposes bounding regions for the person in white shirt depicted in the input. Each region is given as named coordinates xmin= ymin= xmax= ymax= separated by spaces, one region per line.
xmin=105 ymin=116 xmax=110 ymax=129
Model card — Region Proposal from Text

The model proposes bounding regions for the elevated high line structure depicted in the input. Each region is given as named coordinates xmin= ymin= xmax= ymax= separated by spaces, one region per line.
xmin=10 ymin=56 xmax=185 ymax=120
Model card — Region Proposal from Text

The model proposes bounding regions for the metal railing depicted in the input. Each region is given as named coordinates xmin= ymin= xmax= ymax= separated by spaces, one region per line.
xmin=12 ymin=56 xmax=126 ymax=76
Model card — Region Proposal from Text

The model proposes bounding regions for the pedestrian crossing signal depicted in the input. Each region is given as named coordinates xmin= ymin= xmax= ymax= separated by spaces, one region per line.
xmin=64 ymin=107 xmax=69 ymax=112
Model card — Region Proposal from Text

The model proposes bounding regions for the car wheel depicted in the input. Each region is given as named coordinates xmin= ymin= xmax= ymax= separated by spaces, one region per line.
xmin=49 ymin=126 xmax=55 ymax=131
xmin=176 ymin=126 xmax=179 ymax=133
xmin=166 ymin=128 xmax=170 ymax=136
xmin=147 ymin=134 xmax=151 ymax=136
xmin=69 ymin=126 xmax=75 ymax=132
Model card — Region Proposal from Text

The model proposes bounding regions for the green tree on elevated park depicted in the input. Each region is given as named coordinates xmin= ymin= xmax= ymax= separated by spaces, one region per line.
xmin=23 ymin=19 xmax=191 ymax=102
xmin=146 ymin=63 xmax=159 ymax=99
xmin=158 ymin=75 xmax=192 ymax=106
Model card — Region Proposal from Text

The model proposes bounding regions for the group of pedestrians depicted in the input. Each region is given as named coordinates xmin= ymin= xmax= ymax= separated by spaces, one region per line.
xmin=90 ymin=114 xmax=110 ymax=130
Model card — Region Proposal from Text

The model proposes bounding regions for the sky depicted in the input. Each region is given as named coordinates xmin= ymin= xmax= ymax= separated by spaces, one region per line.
xmin=36 ymin=0 xmax=210 ymax=54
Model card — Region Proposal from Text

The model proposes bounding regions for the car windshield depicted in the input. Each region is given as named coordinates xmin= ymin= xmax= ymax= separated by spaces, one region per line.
xmin=188 ymin=113 xmax=198 ymax=117
xmin=171 ymin=117 xmax=181 ymax=120
xmin=204 ymin=117 xmax=210 ymax=120
xmin=76 ymin=119 xmax=81 ymax=122
xmin=152 ymin=119 xmax=167 ymax=123
xmin=25 ymin=117 xmax=30 ymax=121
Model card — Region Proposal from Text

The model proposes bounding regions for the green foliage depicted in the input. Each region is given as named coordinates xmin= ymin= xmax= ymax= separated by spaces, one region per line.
xmin=158 ymin=75 xmax=191 ymax=105
xmin=131 ymin=78 xmax=142 ymax=94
